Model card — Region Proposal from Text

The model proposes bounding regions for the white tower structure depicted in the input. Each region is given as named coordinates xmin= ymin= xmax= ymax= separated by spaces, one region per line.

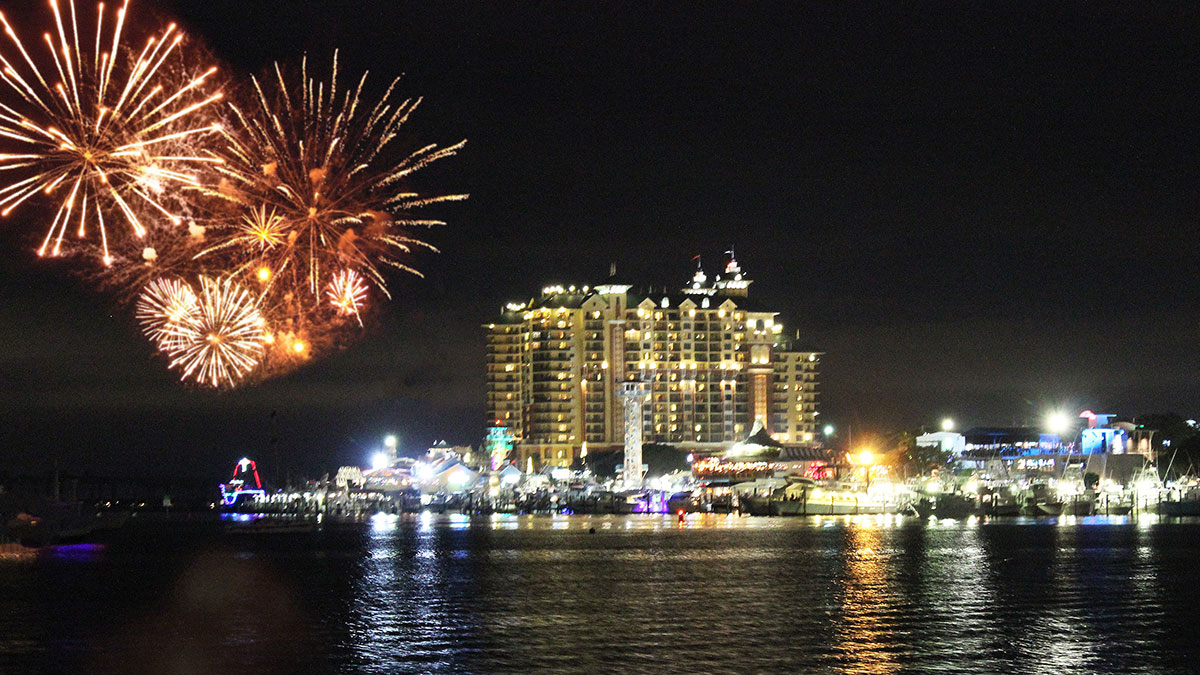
xmin=619 ymin=381 xmax=649 ymax=489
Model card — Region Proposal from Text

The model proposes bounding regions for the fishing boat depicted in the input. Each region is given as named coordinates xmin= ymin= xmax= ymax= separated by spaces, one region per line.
xmin=980 ymin=488 xmax=1021 ymax=516
xmin=1019 ymin=484 xmax=1064 ymax=517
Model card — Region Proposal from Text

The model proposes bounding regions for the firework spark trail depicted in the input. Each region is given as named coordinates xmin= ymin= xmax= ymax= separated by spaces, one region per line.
xmin=156 ymin=275 xmax=265 ymax=388
xmin=200 ymin=51 xmax=466 ymax=310
xmin=0 ymin=0 xmax=223 ymax=264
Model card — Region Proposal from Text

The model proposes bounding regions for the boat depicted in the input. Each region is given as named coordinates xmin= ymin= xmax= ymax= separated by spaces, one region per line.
xmin=224 ymin=517 xmax=318 ymax=534
xmin=908 ymin=498 xmax=935 ymax=518
xmin=1159 ymin=500 xmax=1200 ymax=517
xmin=610 ymin=491 xmax=640 ymax=514
xmin=739 ymin=495 xmax=774 ymax=516
xmin=988 ymin=501 xmax=1021 ymax=517
xmin=0 ymin=533 xmax=39 ymax=559
xmin=779 ymin=491 xmax=891 ymax=515
xmin=667 ymin=492 xmax=698 ymax=514
xmin=1018 ymin=483 xmax=1064 ymax=517
xmin=979 ymin=488 xmax=1021 ymax=516
xmin=1063 ymin=497 xmax=1095 ymax=516
xmin=934 ymin=493 xmax=978 ymax=518
xmin=5 ymin=504 xmax=126 ymax=547
xmin=1036 ymin=501 xmax=1065 ymax=516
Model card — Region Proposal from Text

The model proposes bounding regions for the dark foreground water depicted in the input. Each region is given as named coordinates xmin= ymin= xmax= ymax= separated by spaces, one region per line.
xmin=4 ymin=513 xmax=1200 ymax=674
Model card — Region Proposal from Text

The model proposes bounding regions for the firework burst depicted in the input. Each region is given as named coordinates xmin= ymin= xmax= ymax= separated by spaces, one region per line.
xmin=0 ymin=0 xmax=223 ymax=264
xmin=326 ymin=268 xmax=367 ymax=323
xmin=149 ymin=275 xmax=266 ymax=388
xmin=200 ymin=52 xmax=466 ymax=307
xmin=135 ymin=275 xmax=197 ymax=350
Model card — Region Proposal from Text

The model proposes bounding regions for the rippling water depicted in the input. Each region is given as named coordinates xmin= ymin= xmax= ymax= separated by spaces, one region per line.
xmin=4 ymin=514 xmax=1200 ymax=673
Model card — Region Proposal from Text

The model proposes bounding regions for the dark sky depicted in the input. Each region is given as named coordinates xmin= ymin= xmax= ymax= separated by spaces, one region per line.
xmin=2 ymin=1 xmax=1198 ymax=481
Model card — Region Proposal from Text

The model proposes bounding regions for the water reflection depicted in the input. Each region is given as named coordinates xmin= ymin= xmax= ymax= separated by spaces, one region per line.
xmin=348 ymin=512 xmax=486 ymax=673
xmin=836 ymin=520 xmax=900 ymax=674
xmin=7 ymin=514 xmax=1200 ymax=673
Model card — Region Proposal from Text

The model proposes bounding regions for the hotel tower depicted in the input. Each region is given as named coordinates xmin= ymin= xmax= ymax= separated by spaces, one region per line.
xmin=485 ymin=254 xmax=822 ymax=468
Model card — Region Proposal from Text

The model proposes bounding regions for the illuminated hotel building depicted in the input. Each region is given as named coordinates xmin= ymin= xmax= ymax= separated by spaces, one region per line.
xmin=485 ymin=254 xmax=822 ymax=467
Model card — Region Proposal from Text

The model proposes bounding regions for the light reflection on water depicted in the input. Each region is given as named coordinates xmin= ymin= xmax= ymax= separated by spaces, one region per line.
xmin=4 ymin=515 xmax=1200 ymax=673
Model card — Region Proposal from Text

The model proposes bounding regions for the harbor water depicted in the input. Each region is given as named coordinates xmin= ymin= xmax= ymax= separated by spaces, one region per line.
xmin=4 ymin=513 xmax=1200 ymax=673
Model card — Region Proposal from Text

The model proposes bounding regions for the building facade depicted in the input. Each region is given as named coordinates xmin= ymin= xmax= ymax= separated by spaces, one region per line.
xmin=485 ymin=255 xmax=822 ymax=467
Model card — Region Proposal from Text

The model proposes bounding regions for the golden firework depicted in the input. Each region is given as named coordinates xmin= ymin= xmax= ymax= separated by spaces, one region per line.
xmin=159 ymin=275 xmax=266 ymax=388
xmin=240 ymin=204 xmax=285 ymax=251
xmin=326 ymin=267 xmax=367 ymax=321
xmin=200 ymin=52 xmax=465 ymax=303
xmin=0 ymin=0 xmax=223 ymax=264
xmin=135 ymin=275 xmax=197 ymax=351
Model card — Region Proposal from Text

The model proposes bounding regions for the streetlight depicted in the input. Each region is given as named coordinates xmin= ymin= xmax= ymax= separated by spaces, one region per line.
xmin=1046 ymin=412 xmax=1071 ymax=435
xmin=371 ymin=452 xmax=389 ymax=471
xmin=823 ymin=424 xmax=835 ymax=437
xmin=941 ymin=418 xmax=955 ymax=432
xmin=857 ymin=449 xmax=875 ymax=490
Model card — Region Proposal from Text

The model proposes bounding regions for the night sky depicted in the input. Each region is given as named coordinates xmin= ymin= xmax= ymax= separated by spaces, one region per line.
xmin=2 ymin=1 xmax=1197 ymax=481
